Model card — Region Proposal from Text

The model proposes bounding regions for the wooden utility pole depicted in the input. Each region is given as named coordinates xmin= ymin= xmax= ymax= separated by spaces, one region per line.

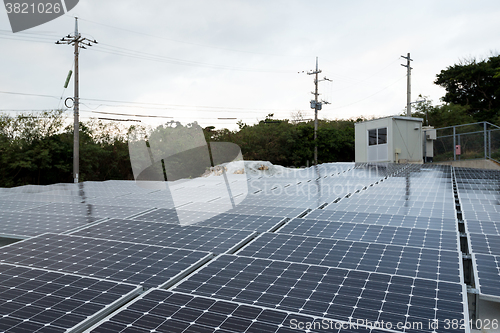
xmin=56 ymin=17 xmax=97 ymax=183
xmin=307 ymin=57 xmax=330 ymax=165
xmin=401 ymin=53 xmax=413 ymax=117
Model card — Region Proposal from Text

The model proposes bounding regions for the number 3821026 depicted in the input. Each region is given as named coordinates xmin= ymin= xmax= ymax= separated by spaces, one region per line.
xmin=5 ymin=3 xmax=61 ymax=14
xmin=444 ymin=319 xmax=498 ymax=330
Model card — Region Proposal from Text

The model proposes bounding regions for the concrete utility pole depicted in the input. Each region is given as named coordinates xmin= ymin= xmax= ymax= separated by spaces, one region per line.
xmin=401 ymin=53 xmax=413 ymax=117
xmin=56 ymin=17 xmax=97 ymax=183
xmin=307 ymin=57 xmax=330 ymax=165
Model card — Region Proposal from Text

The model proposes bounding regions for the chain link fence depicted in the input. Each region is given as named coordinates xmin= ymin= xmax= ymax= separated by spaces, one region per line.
xmin=431 ymin=122 xmax=500 ymax=163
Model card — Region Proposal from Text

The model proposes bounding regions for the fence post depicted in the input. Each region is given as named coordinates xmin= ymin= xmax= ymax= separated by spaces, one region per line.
xmin=489 ymin=130 xmax=491 ymax=158
xmin=458 ymin=134 xmax=461 ymax=161
xmin=453 ymin=126 xmax=456 ymax=161
xmin=484 ymin=122 xmax=487 ymax=159
xmin=423 ymin=130 xmax=427 ymax=163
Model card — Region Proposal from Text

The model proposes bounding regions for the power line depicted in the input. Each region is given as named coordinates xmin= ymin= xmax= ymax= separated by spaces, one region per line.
xmin=87 ymin=43 xmax=294 ymax=73
xmin=0 ymin=90 xmax=297 ymax=113
xmin=76 ymin=16 xmax=311 ymax=58
xmin=0 ymin=90 xmax=60 ymax=99
xmin=326 ymin=75 xmax=406 ymax=110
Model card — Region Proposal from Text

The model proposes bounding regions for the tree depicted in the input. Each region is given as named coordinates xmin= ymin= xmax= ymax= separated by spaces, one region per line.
xmin=434 ymin=55 xmax=500 ymax=122
xmin=411 ymin=96 xmax=475 ymax=128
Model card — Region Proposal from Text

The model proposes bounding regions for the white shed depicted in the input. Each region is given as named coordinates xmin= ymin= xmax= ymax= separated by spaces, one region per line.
xmin=355 ymin=116 xmax=423 ymax=163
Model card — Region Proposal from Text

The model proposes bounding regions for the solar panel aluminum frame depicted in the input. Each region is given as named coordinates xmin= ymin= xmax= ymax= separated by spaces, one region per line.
xmin=0 ymin=232 xmax=26 ymax=240
xmin=0 ymin=232 xmax=215 ymax=289
xmin=225 ymin=232 xmax=260 ymax=255
xmin=277 ymin=217 xmax=462 ymax=252
xmin=120 ymin=207 xmax=158 ymax=220
xmin=157 ymin=252 xmax=214 ymax=289
xmin=471 ymin=253 xmax=500 ymax=303
xmin=85 ymin=288 xmax=399 ymax=333
xmin=0 ymin=214 xmax=106 ymax=240
xmin=63 ymin=217 xmax=111 ymax=236
xmin=68 ymin=218 xmax=260 ymax=255
xmin=235 ymin=232 xmax=466 ymax=284
xmin=171 ymin=253 xmax=471 ymax=333
xmin=1 ymin=262 xmax=144 ymax=333
xmin=68 ymin=284 xmax=143 ymax=333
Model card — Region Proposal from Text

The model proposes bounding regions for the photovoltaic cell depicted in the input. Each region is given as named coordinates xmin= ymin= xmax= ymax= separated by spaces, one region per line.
xmin=0 ymin=200 xmax=48 ymax=213
xmin=134 ymin=210 xmax=287 ymax=232
xmin=304 ymin=210 xmax=457 ymax=231
xmin=173 ymin=254 xmax=467 ymax=331
xmin=468 ymin=233 xmax=500 ymax=256
xmin=473 ymin=253 xmax=500 ymax=298
xmin=278 ymin=218 xmax=458 ymax=251
xmin=0 ymin=262 xmax=141 ymax=333
xmin=23 ymin=203 xmax=150 ymax=220
xmin=0 ymin=211 xmax=99 ymax=238
xmin=237 ymin=233 xmax=462 ymax=283
xmin=222 ymin=204 xmax=307 ymax=218
xmin=0 ymin=233 xmax=211 ymax=288
xmin=72 ymin=219 xmax=254 ymax=254
xmin=90 ymin=288 xmax=371 ymax=333
xmin=195 ymin=213 xmax=288 ymax=232
xmin=466 ymin=220 xmax=500 ymax=236
xmin=462 ymin=211 xmax=500 ymax=223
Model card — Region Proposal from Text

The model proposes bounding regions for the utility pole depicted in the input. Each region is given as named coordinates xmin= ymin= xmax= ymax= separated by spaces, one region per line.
xmin=401 ymin=53 xmax=413 ymax=117
xmin=307 ymin=57 xmax=331 ymax=165
xmin=56 ymin=17 xmax=97 ymax=183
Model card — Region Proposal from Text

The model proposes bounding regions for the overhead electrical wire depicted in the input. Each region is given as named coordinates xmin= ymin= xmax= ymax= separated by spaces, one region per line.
xmin=0 ymin=90 xmax=295 ymax=114
xmin=87 ymin=43 xmax=294 ymax=73
xmin=325 ymin=75 xmax=407 ymax=110
xmin=75 ymin=16 xmax=311 ymax=58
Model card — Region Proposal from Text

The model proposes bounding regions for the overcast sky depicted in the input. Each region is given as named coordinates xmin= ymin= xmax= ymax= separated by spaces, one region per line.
xmin=1 ymin=0 xmax=499 ymax=130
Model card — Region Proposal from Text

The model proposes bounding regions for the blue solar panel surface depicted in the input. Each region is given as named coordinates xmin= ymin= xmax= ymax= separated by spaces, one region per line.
xmin=1 ymin=163 xmax=496 ymax=332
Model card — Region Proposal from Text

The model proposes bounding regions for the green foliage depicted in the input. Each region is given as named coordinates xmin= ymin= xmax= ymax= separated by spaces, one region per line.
xmin=434 ymin=55 xmax=500 ymax=122
xmin=0 ymin=111 xmax=133 ymax=187
xmin=411 ymin=96 xmax=475 ymax=128
xmin=212 ymin=117 xmax=355 ymax=167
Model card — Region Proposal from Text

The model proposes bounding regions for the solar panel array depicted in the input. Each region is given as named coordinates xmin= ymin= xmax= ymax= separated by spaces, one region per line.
xmin=455 ymin=168 xmax=500 ymax=300
xmin=1 ymin=162 xmax=497 ymax=332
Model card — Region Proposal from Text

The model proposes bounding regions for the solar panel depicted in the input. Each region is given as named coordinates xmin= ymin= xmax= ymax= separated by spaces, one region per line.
xmin=0 ymin=233 xmax=212 ymax=288
xmin=89 ymin=288 xmax=361 ymax=333
xmin=0 ymin=200 xmax=48 ymax=213
xmin=173 ymin=254 xmax=468 ymax=330
xmin=468 ymin=233 xmax=500 ymax=256
xmin=0 ymin=163 xmax=497 ymax=332
xmin=214 ymin=204 xmax=307 ymax=218
xmin=278 ymin=218 xmax=459 ymax=251
xmin=462 ymin=211 xmax=500 ymax=223
xmin=132 ymin=208 xmax=211 ymax=224
xmin=83 ymin=197 xmax=175 ymax=209
xmin=0 ymin=211 xmax=100 ymax=238
xmin=0 ymin=262 xmax=141 ymax=332
xmin=465 ymin=220 xmax=500 ymax=236
xmin=71 ymin=219 xmax=255 ymax=254
xmin=0 ymin=193 xmax=85 ymax=204
xmin=133 ymin=210 xmax=287 ymax=232
xmin=304 ymin=210 xmax=457 ymax=231
xmin=23 ymin=203 xmax=151 ymax=220
xmin=236 ymin=233 xmax=462 ymax=283
xmin=473 ymin=254 xmax=500 ymax=299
